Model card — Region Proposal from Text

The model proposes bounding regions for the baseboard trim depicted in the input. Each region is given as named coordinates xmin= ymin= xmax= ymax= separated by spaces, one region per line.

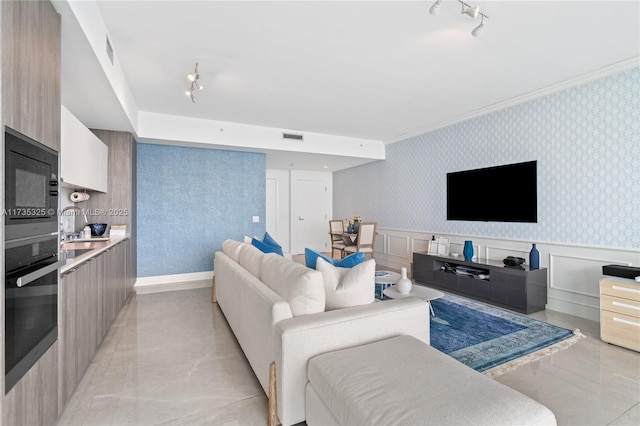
xmin=546 ymin=298 xmax=600 ymax=322
xmin=135 ymin=271 xmax=214 ymax=294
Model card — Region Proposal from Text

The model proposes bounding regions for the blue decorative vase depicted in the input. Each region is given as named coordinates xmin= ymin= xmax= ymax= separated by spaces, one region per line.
xmin=529 ymin=243 xmax=540 ymax=270
xmin=463 ymin=240 xmax=474 ymax=261
xmin=353 ymin=222 xmax=360 ymax=234
xmin=347 ymin=225 xmax=353 ymax=234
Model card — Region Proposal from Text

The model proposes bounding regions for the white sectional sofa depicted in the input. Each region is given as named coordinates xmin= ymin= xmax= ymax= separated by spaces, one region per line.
xmin=214 ymin=240 xmax=431 ymax=426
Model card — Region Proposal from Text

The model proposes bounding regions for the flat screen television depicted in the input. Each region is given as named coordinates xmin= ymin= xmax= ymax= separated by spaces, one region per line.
xmin=447 ymin=161 xmax=537 ymax=223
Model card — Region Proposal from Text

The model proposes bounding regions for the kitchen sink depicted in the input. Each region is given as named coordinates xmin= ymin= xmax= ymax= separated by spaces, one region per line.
xmin=65 ymin=237 xmax=110 ymax=243
xmin=62 ymin=248 xmax=93 ymax=259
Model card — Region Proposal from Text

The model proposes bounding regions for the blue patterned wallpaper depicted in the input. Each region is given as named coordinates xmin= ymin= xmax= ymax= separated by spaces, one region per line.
xmin=137 ymin=144 xmax=265 ymax=277
xmin=334 ymin=66 xmax=640 ymax=248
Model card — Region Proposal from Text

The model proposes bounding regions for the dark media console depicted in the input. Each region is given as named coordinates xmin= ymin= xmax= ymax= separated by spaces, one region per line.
xmin=412 ymin=252 xmax=548 ymax=314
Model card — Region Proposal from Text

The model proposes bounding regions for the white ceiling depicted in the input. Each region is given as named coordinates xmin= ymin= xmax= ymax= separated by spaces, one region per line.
xmin=57 ymin=0 xmax=640 ymax=170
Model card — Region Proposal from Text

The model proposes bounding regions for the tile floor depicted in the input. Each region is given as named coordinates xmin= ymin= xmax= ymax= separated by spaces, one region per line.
xmin=57 ymin=287 xmax=640 ymax=426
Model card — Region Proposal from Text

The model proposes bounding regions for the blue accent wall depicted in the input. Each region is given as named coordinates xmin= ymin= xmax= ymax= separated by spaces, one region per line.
xmin=334 ymin=66 xmax=640 ymax=248
xmin=137 ymin=144 xmax=265 ymax=277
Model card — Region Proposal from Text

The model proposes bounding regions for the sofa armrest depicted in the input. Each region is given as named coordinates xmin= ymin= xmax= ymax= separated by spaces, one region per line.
xmin=274 ymin=297 xmax=430 ymax=425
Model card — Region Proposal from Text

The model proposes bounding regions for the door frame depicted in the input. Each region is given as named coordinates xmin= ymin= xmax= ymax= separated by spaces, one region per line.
xmin=290 ymin=170 xmax=333 ymax=255
xmin=265 ymin=169 xmax=291 ymax=253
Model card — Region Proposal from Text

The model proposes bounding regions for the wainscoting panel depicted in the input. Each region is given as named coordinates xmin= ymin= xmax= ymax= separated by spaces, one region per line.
xmin=549 ymin=254 xmax=620 ymax=298
xmin=412 ymin=238 xmax=430 ymax=254
xmin=373 ymin=227 xmax=640 ymax=321
xmin=449 ymin=241 xmax=466 ymax=256
xmin=485 ymin=245 xmax=529 ymax=263
xmin=374 ymin=236 xmax=385 ymax=257
xmin=388 ymin=235 xmax=410 ymax=258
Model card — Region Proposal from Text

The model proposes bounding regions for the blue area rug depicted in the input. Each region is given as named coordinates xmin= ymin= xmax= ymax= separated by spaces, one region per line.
xmin=374 ymin=285 xmax=582 ymax=374
xmin=428 ymin=293 xmax=576 ymax=373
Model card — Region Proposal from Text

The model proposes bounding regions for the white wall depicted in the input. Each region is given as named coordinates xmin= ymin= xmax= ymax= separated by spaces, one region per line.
xmin=334 ymin=66 xmax=640 ymax=321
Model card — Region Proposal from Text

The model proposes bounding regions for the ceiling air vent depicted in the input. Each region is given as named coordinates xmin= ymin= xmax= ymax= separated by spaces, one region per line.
xmin=106 ymin=35 xmax=114 ymax=64
xmin=282 ymin=132 xmax=303 ymax=141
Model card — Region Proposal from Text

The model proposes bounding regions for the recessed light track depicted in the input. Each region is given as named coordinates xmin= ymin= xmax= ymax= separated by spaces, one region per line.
xmin=184 ymin=62 xmax=203 ymax=103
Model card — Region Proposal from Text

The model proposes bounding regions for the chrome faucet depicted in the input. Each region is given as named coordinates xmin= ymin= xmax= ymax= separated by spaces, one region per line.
xmin=61 ymin=206 xmax=88 ymax=224
xmin=60 ymin=206 xmax=88 ymax=241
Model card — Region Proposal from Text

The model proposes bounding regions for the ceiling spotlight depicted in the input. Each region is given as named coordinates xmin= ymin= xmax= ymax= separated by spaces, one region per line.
xmin=430 ymin=1 xmax=489 ymax=38
xmin=185 ymin=62 xmax=202 ymax=103
xmin=471 ymin=15 xmax=485 ymax=37
xmin=428 ymin=0 xmax=441 ymax=16
xmin=464 ymin=4 xmax=480 ymax=18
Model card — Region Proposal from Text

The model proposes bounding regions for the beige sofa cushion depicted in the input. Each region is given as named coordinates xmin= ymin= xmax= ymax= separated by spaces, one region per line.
xmin=316 ymin=258 xmax=375 ymax=311
xmin=238 ymin=243 xmax=264 ymax=278
xmin=261 ymin=253 xmax=326 ymax=316
xmin=307 ymin=335 xmax=557 ymax=426
xmin=222 ymin=239 xmax=244 ymax=262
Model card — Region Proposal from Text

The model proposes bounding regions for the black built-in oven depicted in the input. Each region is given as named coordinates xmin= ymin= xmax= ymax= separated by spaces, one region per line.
xmin=4 ymin=234 xmax=62 ymax=392
xmin=4 ymin=126 xmax=62 ymax=393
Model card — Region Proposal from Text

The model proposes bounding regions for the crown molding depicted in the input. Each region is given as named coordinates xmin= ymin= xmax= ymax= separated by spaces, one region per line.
xmin=385 ymin=56 xmax=640 ymax=145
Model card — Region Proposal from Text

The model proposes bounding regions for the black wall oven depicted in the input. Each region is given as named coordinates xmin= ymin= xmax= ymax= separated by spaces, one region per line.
xmin=4 ymin=127 xmax=62 ymax=393
xmin=4 ymin=235 xmax=61 ymax=392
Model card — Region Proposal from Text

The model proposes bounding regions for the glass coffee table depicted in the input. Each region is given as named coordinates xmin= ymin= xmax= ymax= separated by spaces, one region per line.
xmin=383 ymin=284 xmax=444 ymax=316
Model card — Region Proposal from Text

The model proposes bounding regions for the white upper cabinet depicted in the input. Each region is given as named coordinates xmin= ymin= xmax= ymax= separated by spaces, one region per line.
xmin=61 ymin=105 xmax=108 ymax=192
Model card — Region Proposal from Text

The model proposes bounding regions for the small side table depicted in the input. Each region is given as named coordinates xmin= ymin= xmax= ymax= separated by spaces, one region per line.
xmin=375 ymin=270 xmax=401 ymax=300
xmin=384 ymin=284 xmax=444 ymax=316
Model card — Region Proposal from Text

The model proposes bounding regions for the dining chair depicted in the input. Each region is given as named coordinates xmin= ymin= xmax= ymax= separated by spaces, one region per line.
xmin=343 ymin=222 xmax=376 ymax=259
xmin=329 ymin=220 xmax=346 ymax=258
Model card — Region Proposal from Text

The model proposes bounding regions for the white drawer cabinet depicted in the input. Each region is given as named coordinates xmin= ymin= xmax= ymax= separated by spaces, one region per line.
xmin=600 ymin=278 xmax=640 ymax=352
xmin=61 ymin=105 xmax=108 ymax=192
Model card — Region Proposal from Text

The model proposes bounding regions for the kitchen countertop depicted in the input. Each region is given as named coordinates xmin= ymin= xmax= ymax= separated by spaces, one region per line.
xmin=60 ymin=236 xmax=129 ymax=274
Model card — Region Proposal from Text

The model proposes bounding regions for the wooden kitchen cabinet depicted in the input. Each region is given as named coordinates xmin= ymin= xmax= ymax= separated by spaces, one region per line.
xmin=2 ymin=344 xmax=59 ymax=426
xmin=1 ymin=0 xmax=61 ymax=152
xmin=59 ymin=265 xmax=79 ymax=406
xmin=58 ymin=240 xmax=132 ymax=408
xmin=59 ymin=258 xmax=98 ymax=408
xmin=2 ymin=1 xmax=61 ymax=424
xmin=85 ymin=130 xmax=137 ymax=283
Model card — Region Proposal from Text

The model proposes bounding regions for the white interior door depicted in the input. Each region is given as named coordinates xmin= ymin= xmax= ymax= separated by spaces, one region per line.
xmin=291 ymin=171 xmax=332 ymax=254
xmin=265 ymin=169 xmax=290 ymax=253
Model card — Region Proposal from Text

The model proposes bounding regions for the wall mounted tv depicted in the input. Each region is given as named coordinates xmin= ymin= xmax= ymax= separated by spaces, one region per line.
xmin=447 ymin=161 xmax=537 ymax=223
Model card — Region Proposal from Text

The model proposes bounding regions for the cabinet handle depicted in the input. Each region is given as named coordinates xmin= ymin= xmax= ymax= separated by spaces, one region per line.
xmin=612 ymin=301 xmax=640 ymax=312
xmin=613 ymin=317 xmax=640 ymax=327
xmin=612 ymin=285 xmax=640 ymax=295
xmin=62 ymin=267 xmax=77 ymax=276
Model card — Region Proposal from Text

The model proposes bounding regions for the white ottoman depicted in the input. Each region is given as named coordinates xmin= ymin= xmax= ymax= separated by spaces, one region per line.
xmin=306 ymin=335 xmax=556 ymax=426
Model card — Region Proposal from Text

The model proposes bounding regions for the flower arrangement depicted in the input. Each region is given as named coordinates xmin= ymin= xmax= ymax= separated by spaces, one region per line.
xmin=347 ymin=215 xmax=362 ymax=233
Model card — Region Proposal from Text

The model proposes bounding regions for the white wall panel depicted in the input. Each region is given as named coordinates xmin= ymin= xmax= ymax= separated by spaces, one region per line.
xmin=388 ymin=235 xmax=410 ymax=258
xmin=549 ymin=253 xmax=632 ymax=298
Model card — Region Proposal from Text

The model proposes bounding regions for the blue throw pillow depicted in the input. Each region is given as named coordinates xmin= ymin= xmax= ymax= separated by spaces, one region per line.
xmin=252 ymin=238 xmax=284 ymax=256
xmin=262 ymin=232 xmax=283 ymax=254
xmin=335 ymin=251 xmax=366 ymax=268
xmin=304 ymin=248 xmax=365 ymax=269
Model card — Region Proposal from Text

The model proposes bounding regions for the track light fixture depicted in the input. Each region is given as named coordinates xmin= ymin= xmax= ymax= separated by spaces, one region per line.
xmin=184 ymin=62 xmax=203 ymax=103
xmin=428 ymin=0 xmax=489 ymax=37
